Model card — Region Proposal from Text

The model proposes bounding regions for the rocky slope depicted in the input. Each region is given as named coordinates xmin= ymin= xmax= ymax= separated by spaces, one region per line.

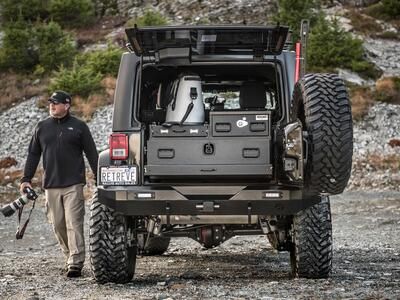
xmin=117 ymin=0 xmax=277 ymax=25
xmin=0 ymin=97 xmax=399 ymax=191
xmin=364 ymin=38 xmax=400 ymax=77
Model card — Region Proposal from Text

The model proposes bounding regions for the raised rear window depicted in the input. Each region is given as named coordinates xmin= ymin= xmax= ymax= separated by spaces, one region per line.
xmin=126 ymin=25 xmax=289 ymax=61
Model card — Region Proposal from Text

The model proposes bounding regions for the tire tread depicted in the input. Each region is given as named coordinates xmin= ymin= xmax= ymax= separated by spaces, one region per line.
xmin=89 ymin=191 xmax=136 ymax=283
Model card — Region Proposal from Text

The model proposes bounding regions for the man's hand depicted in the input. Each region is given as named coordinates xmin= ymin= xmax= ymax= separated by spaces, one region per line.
xmin=20 ymin=182 xmax=32 ymax=194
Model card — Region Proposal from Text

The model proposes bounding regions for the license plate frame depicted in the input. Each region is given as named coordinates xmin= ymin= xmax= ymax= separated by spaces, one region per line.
xmin=100 ymin=166 xmax=138 ymax=185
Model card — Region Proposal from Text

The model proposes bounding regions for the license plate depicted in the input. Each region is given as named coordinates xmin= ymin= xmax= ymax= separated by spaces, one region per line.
xmin=100 ymin=166 xmax=137 ymax=185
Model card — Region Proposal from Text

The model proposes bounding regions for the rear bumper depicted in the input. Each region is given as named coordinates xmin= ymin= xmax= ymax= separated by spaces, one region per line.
xmin=97 ymin=186 xmax=317 ymax=216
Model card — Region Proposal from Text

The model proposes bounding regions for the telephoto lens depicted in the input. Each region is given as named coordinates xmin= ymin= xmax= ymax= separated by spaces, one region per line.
xmin=0 ymin=187 xmax=38 ymax=217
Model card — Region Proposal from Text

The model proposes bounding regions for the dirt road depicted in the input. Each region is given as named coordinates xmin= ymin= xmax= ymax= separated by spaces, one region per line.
xmin=1 ymin=191 xmax=399 ymax=299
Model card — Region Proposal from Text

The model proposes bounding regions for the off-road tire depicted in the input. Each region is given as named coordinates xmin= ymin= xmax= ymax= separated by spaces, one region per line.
xmin=89 ymin=190 xmax=137 ymax=283
xmin=138 ymin=236 xmax=171 ymax=256
xmin=290 ymin=196 xmax=332 ymax=278
xmin=292 ymin=73 xmax=353 ymax=195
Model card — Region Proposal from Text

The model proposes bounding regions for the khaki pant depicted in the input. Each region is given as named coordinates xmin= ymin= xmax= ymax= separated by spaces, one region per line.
xmin=45 ymin=184 xmax=85 ymax=269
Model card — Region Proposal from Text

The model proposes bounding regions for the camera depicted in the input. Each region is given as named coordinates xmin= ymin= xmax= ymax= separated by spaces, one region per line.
xmin=1 ymin=187 xmax=38 ymax=217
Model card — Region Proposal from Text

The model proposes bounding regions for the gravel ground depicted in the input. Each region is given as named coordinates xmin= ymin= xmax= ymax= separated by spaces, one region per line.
xmin=0 ymin=191 xmax=399 ymax=299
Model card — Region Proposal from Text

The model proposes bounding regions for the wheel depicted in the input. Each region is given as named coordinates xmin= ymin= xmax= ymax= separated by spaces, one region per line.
xmin=291 ymin=73 xmax=353 ymax=195
xmin=137 ymin=235 xmax=171 ymax=256
xmin=290 ymin=196 xmax=332 ymax=278
xmin=89 ymin=190 xmax=137 ymax=283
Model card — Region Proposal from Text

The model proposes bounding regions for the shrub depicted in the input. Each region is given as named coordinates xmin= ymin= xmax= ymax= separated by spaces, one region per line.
xmin=364 ymin=153 xmax=400 ymax=172
xmin=33 ymin=21 xmax=76 ymax=71
xmin=351 ymin=60 xmax=381 ymax=79
xmin=0 ymin=20 xmax=76 ymax=73
xmin=0 ymin=0 xmax=49 ymax=25
xmin=93 ymin=0 xmax=119 ymax=17
xmin=0 ymin=0 xmax=97 ymax=28
xmin=345 ymin=9 xmax=382 ymax=35
xmin=307 ymin=17 xmax=380 ymax=79
xmin=49 ymin=45 xmax=122 ymax=100
xmin=374 ymin=77 xmax=400 ymax=104
xmin=50 ymin=62 xmax=102 ymax=98
xmin=0 ymin=71 xmax=50 ymax=111
xmin=125 ymin=9 xmax=168 ymax=27
xmin=375 ymin=31 xmax=399 ymax=40
xmin=48 ymin=0 xmax=95 ymax=27
xmin=79 ymin=45 xmax=123 ymax=77
xmin=381 ymin=0 xmax=400 ymax=19
xmin=365 ymin=0 xmax=400 ymax=21
xmin=0 ymin=21 xmax=38 ymax=71
xmin=70 ymin=93 xmax=110 ymax=120
xmin=348 ymin=85 xmax=374 ymax=121
xmin=274 ymin=0 xmax=319 ymax=43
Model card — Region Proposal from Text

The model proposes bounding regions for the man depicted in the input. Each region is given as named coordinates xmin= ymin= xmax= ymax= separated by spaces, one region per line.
xmin=20 ymin=90 xmax=98 ymax=278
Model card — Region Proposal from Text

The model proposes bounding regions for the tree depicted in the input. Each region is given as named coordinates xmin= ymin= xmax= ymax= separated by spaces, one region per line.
xmin=34 ymin=21 xmax=76 ymax=71
xmin=275 ymin=0 xmax=319 ymax=43
xmin=381 ymin=0 xmax=400 ymax=18
xmin=307 ymin=17 xmax=379 ymax=78
xmin=0 ymin=20 xmax=76 ymax=73
xmin=48 ymin=0 xmax=95 ymax=27
xmin=0 ymin=0 xmax=49 ymax=25
xmin=0 ymin=21 xmax=38 ymax=71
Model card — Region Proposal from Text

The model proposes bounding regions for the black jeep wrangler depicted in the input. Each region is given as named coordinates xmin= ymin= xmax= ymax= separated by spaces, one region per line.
xmin=89 ymin=25 xmax=353 ymax=283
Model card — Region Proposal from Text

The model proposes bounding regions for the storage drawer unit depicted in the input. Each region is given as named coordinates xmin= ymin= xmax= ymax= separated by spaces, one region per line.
xmin=145 ymin=111 xmax=272 ymax=177
xmin=210 ymin=110 xmax=270 ymax=137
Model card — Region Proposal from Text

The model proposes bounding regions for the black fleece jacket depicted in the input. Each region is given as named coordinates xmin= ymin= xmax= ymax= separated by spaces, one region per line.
xmin=21 ymin=113 xmax=98 ymax=189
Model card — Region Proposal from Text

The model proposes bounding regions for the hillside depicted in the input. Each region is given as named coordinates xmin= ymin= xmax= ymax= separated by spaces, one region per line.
xmin=0 ymin=0 xmax=399 ymax=201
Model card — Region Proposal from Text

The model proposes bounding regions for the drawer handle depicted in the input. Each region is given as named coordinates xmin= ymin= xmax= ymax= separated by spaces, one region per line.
xmin=243 ymin=148 xmax=260 ymax=158
xmin=250 ymin=122 xmax=266 ymax=132
xmin=200 ymin=168 xmax=216 ymax=172
xmin=215 ymin=122 xmax=231 ymax=132
xmin=158 ymin=149 xmax=175 ymax=159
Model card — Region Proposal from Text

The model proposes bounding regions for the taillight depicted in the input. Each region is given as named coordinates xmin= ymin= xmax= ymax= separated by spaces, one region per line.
xmin=110 ymin=133 xmax=128 ymax=160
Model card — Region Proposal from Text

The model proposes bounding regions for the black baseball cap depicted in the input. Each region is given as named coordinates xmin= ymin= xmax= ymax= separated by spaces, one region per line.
xmin=48 ymin=90 xmax=72 ymax=104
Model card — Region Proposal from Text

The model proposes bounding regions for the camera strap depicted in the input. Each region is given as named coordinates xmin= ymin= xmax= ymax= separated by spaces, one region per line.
xmin=15 ymin=199 xmax=36 ymax=240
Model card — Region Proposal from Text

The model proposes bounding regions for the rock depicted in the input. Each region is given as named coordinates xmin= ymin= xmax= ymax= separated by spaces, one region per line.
xmin=338 ymin=0 xmax=380 ymax=7
xmin=338 ymin=69 xmax=374 ymax=86
xmin=124 ymin=0 xmax=277 ymax=25
xmin=180 ymin=271 xmax=203 ymax=280
xmin=364 ymin=38 xmax=400 ymax=77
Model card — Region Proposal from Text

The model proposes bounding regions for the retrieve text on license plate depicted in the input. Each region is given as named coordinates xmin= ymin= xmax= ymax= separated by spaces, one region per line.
xmin=100 ymin=166 xmax=137 ymax=185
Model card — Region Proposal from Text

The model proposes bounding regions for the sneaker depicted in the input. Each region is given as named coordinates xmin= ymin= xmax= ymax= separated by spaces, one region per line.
xmin=67 ymin=266 xmax=82 ymax=278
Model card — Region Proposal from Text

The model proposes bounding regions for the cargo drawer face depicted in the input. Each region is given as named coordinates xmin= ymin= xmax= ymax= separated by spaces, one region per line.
xmin=150 ymin=124 xmax=208 ymax=137
xmin=145 ymin=137 xmax=272 ymax=176
xmin=210 ymin=110 xmax=270 ymax=137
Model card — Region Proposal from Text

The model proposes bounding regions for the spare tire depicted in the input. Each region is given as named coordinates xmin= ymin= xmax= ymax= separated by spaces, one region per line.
xmin=291 ymin=73 xmax=353 ymax=195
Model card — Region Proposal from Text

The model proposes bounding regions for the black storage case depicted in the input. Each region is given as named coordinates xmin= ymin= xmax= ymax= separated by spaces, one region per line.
xmin=145 ymin=111 xmax=272 ymax=177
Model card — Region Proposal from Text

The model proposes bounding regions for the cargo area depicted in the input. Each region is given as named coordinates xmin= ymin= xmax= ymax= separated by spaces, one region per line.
xmin=138 ymin=63 xmax=281 ymax=183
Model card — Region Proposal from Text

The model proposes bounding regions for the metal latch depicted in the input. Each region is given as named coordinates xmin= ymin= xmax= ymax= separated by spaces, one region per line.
xmin=253 ymin=47 xmax=264 ymax=62
xmin=195 ymin=201 xmax=220 ymax=212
